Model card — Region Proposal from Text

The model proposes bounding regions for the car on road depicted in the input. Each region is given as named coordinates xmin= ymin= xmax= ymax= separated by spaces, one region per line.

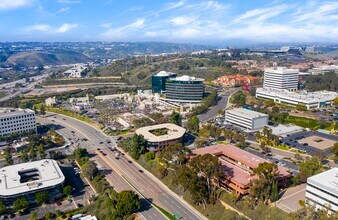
xmin=52 ymin=120 xmax=55 ymax=122
xmin=99 ymin=141 xmax=103 ymax=144
xmin=71 ymin=130 xmax=75 ymax=133
xmin=56 ymin=201 xmax=62 ymax=206
xmin=63 ymin=118 xmax=66 ymax=120
xmin=96 ymin=148 xmax=101 ymax=151
xmin=77 ymin=203 xmax=83 ymax=208
xmin=128 ymin=160 xmax=132 ymax=163
xmin=138 ymin=169 xmax=144 ymax=173
xmin=261 ymin=151 xmax=267 ymax=155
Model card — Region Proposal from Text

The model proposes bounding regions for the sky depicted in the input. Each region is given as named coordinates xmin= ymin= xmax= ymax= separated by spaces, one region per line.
xmin=0 ymin=0 xmax=337 ymax=45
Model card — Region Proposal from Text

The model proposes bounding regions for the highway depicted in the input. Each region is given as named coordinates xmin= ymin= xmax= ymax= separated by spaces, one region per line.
xmin=37 ymin=113 xmax=205 ymax=220
xmin=198 ymin=88 xmax=240 ymax=123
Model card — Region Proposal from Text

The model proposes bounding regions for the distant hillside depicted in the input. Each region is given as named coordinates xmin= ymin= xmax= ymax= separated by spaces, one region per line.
xmin=83 ymin=42 xmax=214 ymax=59
xmin=305 ymin=49 xmax=338 ymax=60
xmin=5 ymin=50 xmax=91 ymax=67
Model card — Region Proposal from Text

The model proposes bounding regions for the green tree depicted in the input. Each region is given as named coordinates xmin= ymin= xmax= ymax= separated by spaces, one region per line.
xmin=187 ymin=115 xmax=199 ymax=133
xmin=82 ymin=160 xmax=99 ymax=180
xmin=270 ymin=181 xmax=278 ymax=202
xmin=13 ymin=197 xmax=29 ymax=212
xmin=333 ymin=97 xmax=338 ymax=105
xmin=30 ymin=212 xmax=38 ymax=220
xmin=0 ymin=200 xmax=6 ymax=215
xmin=130 ymin=134 xmax=147 ymax=160
xmin=250 ymin=162 xmax=279 ymax=204
xmin=4 ymin=147 xmax=13 ymax=166
xmin=45 ymin=212 xmax=53 ymax=220
xmin=169 ymin=111 xmax=182 ymax=126
xmin=40 ymin=104 xmax=46 ymax=116
xmin=20 ymin=151 xmax=29 ymax=163
xmin=230 ymin=91 xmax=246 ymax=106
xmin=35 ymin=191 xmax=50 ymax=205
xmin=157 ymin=143 xmax=190 ymax=167
xmin=190 ymin=154 xmax=223 ymax=204
xmin=37 ymin=144 xmax=46 ymax=159
xmin=297 ymin=157 xmax=323 ymax=183
xmin=115 ymin=191 xmax=140 ymax=218
xmin=296 ymin=103 xmax=307 ymax=111
xmin=329 ymin=142 xmax=338 ymax=162
xmin=29 ymin=146 xmax=37 ymax=160
xmin=145 ymin=152 xmax=155 ymax=162
xmin=63 ymin=185 xmax=73 ymax=198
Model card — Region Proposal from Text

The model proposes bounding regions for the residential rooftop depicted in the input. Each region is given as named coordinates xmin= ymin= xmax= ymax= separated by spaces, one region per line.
xmin=307 ymin=168 xmax=338 ymax=196
xmin=226 ymin=108 xmax=269 ymax=119
xmin=0 ymin=159 xmax=65 ymax=197
xmin=135 ymin=123 xmax=186 ymax=143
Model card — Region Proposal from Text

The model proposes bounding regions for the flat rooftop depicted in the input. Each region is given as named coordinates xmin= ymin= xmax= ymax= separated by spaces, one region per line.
xmin=0 ymin=108 xmax=34 ymax=118
xmin=307 ymin=168 xmax=338 ymax=195
xmin=256 ymin=88 xmax=337 ymax=102
xmin=169 ymin=75 xmax=204 ymax=82
xmin=0 ymin=159 xmax=65 ymax=197
xmin=226 ymin=108 xmax=268 ymax=119
xmin=265 ymin=67 xmax=299 ymax=74
xmin=135 ymin=123 xmax=186 ymax=143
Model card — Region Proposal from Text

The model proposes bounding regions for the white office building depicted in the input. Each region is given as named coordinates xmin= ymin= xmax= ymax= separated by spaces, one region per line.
xmin=225 ymin=108 xmax=269 ymax=131
xmin=263 ymin=67 xmax=299 ymax=91
xmin=0 ymin=108 xmax=36 ymax=136
xmin=305 ymin=168 xmax=338 ymax=214
xmin=256 ymin=88 xmax=337 ymax=109
xmin=0 ymin=159 xmax=65 ymax=199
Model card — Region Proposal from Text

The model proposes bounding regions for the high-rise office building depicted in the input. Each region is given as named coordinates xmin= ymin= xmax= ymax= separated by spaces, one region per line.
xmin=151 ymin=71 xmax=177 ymax=93
xmin=165 ymin=75 xmax=205 ymax=101
xmin=263 ymin=67 xmax=299 ymax=91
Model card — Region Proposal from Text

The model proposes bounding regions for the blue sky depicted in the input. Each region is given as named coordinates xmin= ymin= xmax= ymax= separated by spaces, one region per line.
xmin=0 ymin=0 xmax=337 ymax=44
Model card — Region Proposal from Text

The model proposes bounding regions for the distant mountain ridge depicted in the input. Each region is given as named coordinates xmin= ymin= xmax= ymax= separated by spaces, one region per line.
xmin=0 ymin=42 xmax=215 ymax=67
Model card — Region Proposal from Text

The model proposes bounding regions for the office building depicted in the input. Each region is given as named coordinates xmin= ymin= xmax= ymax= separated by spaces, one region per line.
xmin=192 ymin=144 xmax=291 ymax=196
xmin=263 ymin=67 xmax=299 ymax=91
xmin=305 ymin=168 xmax=338 ymax=214
xmin=165 ymin=75 xmax=204 ymax=102
xmin=135 ymin=123 xmax=186 ymax=152
xmin=225 ymin=108 xmax=269 ymax=131
xmin=256 ymin=88 xmax=337 ymax=109
xmin=151 ymin=71 xmax=177 ymax=93
xmin=0 ymin=159 xmax=65 ymax=199
xmin=0 ymin=108 xmax=36 ymax=137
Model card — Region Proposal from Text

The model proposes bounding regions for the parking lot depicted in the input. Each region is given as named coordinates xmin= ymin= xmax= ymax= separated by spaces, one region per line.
xmin=280 ymin=131 xmax=338 ymax=156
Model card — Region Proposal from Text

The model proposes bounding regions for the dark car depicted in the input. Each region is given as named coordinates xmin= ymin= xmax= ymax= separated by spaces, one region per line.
xmin=19 ymin=210 xmax=30 ymax=216
xmin=71 ymin=130 xmax=75 ymax=133
xmin=99 ymin=141 xmax=103 ymax=144
xmin=96 ymin=148 xmax=101 ymax=151
xmin=139 ymin=170 xmax=144 ymax=173
xmin=128 ymin=160 xmax=132 ymax=163
xmin=77 ymin=203 xmax=83 ymax=208
xmin=9 ymin=214 xmax=15 ymax=219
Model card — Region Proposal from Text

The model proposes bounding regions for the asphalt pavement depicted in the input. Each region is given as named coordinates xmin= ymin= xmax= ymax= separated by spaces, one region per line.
xmin=198 ymin=88 xmax=240 ymax=123
xmin=37 ymin=113 xmax=205 ymax=220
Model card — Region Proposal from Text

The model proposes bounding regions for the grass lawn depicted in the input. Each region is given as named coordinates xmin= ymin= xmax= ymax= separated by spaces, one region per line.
xmin=285 ymin=115 xmax=318 ymax=129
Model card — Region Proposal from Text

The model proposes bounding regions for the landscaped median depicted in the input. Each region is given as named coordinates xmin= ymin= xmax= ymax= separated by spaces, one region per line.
xmin=46 ymin=107 xmax=103 ymax=129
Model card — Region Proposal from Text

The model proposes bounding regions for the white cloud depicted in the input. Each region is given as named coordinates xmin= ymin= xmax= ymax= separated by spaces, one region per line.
xmin=0 ymin=0 xmax=32 ymax=10
xmin=57 ymin=7 xmax=70 ymax=13
xmin=57 ymin=0 xmax=81 ymax=3
xmin=26 ymin=24 xmax=51 ymax=32
xmin=56 ymin=23 xmax=78 ymax=33
xmin=171 ymin=16 xmax=195 ymax=26
xmin=101 ymin=23 xmax=113 ymax=28
xmin=101 ymin=18 xmax=145 ymax=39
xmin=25 ymin=23 xmax=77 ymax=34
xmin=234 ymin=4 xmax=287 ymax=24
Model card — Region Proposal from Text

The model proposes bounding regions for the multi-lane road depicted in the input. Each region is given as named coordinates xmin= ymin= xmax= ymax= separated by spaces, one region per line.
xmin=198 ymin=88 xmax=240 ymax=123
xmin=37 ymin=113 xmax=205 ymax=220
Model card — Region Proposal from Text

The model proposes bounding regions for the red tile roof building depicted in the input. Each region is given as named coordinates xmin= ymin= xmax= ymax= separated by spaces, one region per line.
xmin=213 ymin=74 xmax=260 ymax=87
xmin=192 ymin=144 xmax=291 ymax=196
